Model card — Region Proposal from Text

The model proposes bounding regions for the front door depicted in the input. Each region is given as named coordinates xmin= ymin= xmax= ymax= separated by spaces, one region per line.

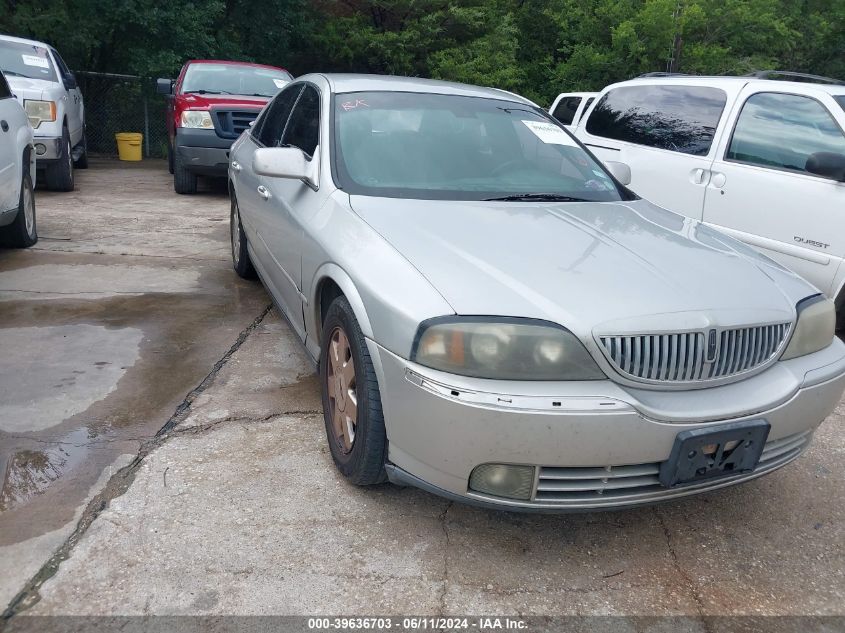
xmin=0 ymin=74 xmax=20 ymax=211
xmin=702 ymin=89 xmax=845 ymax=296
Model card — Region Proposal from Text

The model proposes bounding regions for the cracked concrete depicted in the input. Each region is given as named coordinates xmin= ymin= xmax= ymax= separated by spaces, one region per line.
xmin=2 ymin=158 xmax=844 ymax=621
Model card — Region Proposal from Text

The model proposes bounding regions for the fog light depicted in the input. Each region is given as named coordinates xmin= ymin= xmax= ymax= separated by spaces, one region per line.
xmin=469 ymin=463 xmax=535 ymax=500
xmin=35 ymin=143 xmax=47 ymax=156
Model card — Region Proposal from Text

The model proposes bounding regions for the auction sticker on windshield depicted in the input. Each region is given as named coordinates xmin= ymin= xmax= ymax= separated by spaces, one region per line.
xmin=21 ymin=54 xmax=49 ymax=68
xmin=522 ymin=120 xmax=578 ymax=146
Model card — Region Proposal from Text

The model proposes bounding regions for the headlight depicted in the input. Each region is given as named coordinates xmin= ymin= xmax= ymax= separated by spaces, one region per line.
xmin=412 ymin=318 xmax=605 ymax=380
xmin=781 ymin=295 xmax=835 ymax=360
xmin=180 ymin=110 xmax=214 ymax=129
xmin=24 ymin=100 xmax=56 ymax=129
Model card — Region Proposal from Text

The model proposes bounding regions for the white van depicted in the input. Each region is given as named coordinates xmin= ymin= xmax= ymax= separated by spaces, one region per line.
xmin=549 ymin=91 xmax=596 ymax=129
xmin=573 ymin=72 xmax=845 ymax=323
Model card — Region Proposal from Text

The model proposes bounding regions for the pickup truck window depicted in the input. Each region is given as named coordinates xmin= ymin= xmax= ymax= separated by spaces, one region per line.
xmin=0 ymin=40 xmax=58 ymax=82
xmin=727 ymin=92 xmax=845 ymax=176
xmin=586 ymin=85 xmax=727 ymax=156
xmin=551 ymin=97 xmax=581 ymax=125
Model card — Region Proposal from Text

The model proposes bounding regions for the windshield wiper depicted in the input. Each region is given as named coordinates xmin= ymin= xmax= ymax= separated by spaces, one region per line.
xmin=1 ymin=70 xmax=26 ymax=77
xmin=483 ymin=193 xmax=590 ymax=202
xmin=183 ymin=89 xmax=234 ymax=95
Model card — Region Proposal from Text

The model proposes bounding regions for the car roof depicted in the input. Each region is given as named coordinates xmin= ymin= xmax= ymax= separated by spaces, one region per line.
xmin=610 ymin=75 xmax=845 ymax=96
xmin=310 ymin=73 xmax=537 ymax=106
xmin=185 ymin=59 xmax=290 ymax=73
xmin=0 ymin=33 xmax=51 ymax=49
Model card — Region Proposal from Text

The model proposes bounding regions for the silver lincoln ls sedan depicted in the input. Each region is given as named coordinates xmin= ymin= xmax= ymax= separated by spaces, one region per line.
xmin=227 ymin=74 xmax=845 ymax=511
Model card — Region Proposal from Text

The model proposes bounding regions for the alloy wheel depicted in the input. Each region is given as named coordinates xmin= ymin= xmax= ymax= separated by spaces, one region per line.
xmin=327 ymin=326 xmax=357 ymax=453
xmin=23 ymin=181 xmax=35 ymax=237
xmin=231 ymin=204 xmax=241 ymax=266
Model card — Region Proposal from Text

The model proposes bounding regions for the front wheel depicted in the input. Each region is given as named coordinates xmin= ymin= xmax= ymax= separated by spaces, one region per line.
xmin=173 ymin=153 xmax=197 ymax=194
xmin=0 ymin=168 xmax=37 ymax=248
xmin=230 ymin=196 xmax=256 ymax=279
xmin=320 ymin=296 xmax=388 ymax=485
xmin=45 ymin=127 xmax=74 ymax=191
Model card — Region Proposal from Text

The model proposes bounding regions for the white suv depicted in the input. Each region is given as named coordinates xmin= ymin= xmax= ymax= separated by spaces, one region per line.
xmin=573 ymin=72 xmax=845 ymax=324
xmin=0 ymin=70 xmax=36 ymax=247
xmin=0 ymin=34 xmax=86 ymax=191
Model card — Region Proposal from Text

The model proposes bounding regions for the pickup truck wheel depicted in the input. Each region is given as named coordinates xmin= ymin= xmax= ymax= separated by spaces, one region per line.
xmin=173 ymin=153 xmax=197 ymax=194
xmin=0 ymin=167 xmax=37 ymax=248
xmin=74 ymin=133 xmax=89 ymax=169
xmin=45 ymin=127 xmax=75 ymax=192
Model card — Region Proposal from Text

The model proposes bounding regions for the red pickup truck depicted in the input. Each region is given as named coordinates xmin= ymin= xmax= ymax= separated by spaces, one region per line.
xmin=157 ymin=60 xmax=292 ymax=194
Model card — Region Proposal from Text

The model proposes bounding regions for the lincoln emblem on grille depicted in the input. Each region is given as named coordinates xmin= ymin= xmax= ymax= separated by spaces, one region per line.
xmin=706 ymin=328 xmax=718 ymax=362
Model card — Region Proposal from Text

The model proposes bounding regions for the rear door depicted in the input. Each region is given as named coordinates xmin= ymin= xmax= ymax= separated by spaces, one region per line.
xmin=577 ymin=82 xmax=733 ymax=220
xmin=702 ymin=87 xmax=845 ymax=295
xmin=0 ymin=72 xmax=21 ymax=211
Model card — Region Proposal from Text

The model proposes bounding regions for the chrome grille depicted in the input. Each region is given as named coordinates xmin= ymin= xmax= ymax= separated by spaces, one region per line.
xmin=532 ymin=430 xmax=811 ymax=506
xmin=598 ymin=323 xmax=790 ymax=384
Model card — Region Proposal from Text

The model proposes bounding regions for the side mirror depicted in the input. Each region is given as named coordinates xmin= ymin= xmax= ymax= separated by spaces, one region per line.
xmin=156 ymin=78 xmax=174 ymax=95
xmin=604 ymin=160 xmax=632 ymax=186
xmin=806 ymin=152 xmax=845 ymax=182
xmin=64 ymin=74 xmax=78 ymax=90
xmin=253 ymin=147 xmax=319 ymax=189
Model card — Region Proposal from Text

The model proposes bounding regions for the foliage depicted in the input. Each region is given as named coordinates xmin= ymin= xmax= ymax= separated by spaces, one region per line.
xmin=2 ymin=0 xmax=843 ymax=106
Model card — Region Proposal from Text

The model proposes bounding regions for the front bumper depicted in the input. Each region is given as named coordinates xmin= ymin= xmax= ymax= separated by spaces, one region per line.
xmin=32 ymin=136 xmax=62 ymax=162
xmin=370 ymin=338 xmax=845 ymax=511
xmin=175 ymin=128 xmax=233 ymax=176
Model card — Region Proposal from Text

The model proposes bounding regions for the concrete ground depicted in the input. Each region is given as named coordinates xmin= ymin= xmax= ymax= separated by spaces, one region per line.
xmin=1 ymin=159 xmax=844 ymax=624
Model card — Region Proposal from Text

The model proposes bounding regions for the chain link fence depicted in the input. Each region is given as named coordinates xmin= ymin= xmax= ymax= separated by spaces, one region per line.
xmin=76 ymin=71 xmax=169 ymax=159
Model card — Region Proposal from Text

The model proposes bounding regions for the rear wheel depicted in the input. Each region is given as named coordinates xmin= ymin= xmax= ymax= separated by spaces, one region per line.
xmin=230 ymin=196 xmax=256 ymax=279
xmin=173 ymin=153 xmax=197 ymax=194
xmin=0 ymin=166 xmax=37 ymax=248
xmin=320 ymin=296 xmax=387 ymax=485
xmin=45 ymin=127 xmax=74 ymax=191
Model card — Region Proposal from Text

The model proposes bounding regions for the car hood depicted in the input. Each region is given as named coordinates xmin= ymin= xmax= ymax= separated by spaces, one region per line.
xmin=177 ymin=93 xmax=270 ymax=110
xmin=349 ymin=196 xmax=813 ymax=337
xmin=6 ymin=76 xmax=60 ymax=103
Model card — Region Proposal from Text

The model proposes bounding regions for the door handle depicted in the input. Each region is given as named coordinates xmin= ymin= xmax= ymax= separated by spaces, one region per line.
xmin=257 ymin=185 xmax=271 ymax=201
xmin=0 ymin=120 xmax=8 ymax=132
xmin=690 ymin=168 xmax=709 ymax=185
xmin=231 ymin=160 xmax=241 ymax=173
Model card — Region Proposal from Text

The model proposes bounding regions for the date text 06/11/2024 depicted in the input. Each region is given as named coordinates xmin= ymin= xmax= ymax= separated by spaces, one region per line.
xmin=307 ymin=617 xmax=529 ymax=630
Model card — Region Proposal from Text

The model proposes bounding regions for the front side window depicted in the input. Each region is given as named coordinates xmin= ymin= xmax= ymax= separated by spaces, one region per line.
xmin=836 ymin=95 xmax=845 ymax=113
xmin=586 ymin=85 xmax=727 ymax=156
xmin=0 ymin=72 xmax=11 ymax=99
xmin=0 ymin=40 xmax=58 ymax=82
xmin=282 ymin=86 xmax=320 ymax=158
xmin=333 ymin=91 xmax=627 ymax=202
xmin=255 ymin=85 xmax=302 ymax=147
xmin=727 ymin=92 xmax=845 ymax=175
xmin=181 ymin=63 xmax=293 ymax=98
xmin=551 ymin=96 xmax=581 ymax=125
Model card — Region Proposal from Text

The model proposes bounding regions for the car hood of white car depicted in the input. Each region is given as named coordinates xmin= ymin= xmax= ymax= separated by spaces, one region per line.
xmin=349 ymin=195 xmax=812 ymax=336
xmin=6 ymin=76 xmax=60 ymax=104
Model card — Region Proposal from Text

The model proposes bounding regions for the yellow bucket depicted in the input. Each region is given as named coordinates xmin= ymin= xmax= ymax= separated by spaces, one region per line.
xmin=115 ymin=132 xmax=143 ymax=161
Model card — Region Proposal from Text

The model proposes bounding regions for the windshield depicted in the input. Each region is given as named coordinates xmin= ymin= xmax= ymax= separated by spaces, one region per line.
xmin=333 ymin=91 xmax=627 ymax=202
xmin=0 ymin=40 xmax=57 ymax=82
xmin=181 ymin=63 xmax=293 ymax=98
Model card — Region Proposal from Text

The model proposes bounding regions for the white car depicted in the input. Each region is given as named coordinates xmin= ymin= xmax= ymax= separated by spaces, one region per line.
xmin=549 ymin=91 xmax=596 ymax=129
xmin=573 ymin=72 xmax=845 ymax=325
xmin=0 ymin=70 xmax=36 ymax=247
xmin=0 ymin=34 xmax=86 ymax=191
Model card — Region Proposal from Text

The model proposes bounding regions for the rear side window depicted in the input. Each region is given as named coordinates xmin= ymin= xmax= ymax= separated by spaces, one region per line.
xmin=0 ymin=72 xmax=10 ymax=99
xmin=551 ymin=96 xmax=581 ymax=125
xmin=835 ymin=96 xmax=845 ymax=113
xmin=727 ymin=92 xmax=845 ymax=175
xmin=254 ymin=85 xmax=301 ymax=146
xmin=282 ymin=85 xmax=320 ymax=158
xmin=586 ymin=85 xmax=727 ymax=156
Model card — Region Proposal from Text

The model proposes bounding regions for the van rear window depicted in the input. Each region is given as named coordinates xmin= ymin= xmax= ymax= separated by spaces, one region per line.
xmin=585 ymin=85 xmax=727 ymax=156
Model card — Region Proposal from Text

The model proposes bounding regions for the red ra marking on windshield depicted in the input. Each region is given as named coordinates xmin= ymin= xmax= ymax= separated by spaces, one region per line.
xmin=341 ymin=99 xmax=369 ymax=111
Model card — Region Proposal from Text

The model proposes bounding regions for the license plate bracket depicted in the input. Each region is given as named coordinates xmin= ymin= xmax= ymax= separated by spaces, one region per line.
xmin=659 ymin=419 xmax=770 ymax=488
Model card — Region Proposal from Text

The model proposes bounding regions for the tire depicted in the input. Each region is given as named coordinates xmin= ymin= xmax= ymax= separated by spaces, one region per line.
xmin=44 ymin=127 xmax=74 ymax=192
xmin=230 ymin=195 xmax=256 ymax=279
xmin=167 ymin=143 xmax=174 ymax=174
xmin=320 ymin=296 xmax=388 ymax=485
xmin=74 ymin=132 xmax=89 ymax=169
xmin=173 ymin=152 xmax=197 ymax=194
xmin=0 ymin=165 xmax=37 ymax=248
